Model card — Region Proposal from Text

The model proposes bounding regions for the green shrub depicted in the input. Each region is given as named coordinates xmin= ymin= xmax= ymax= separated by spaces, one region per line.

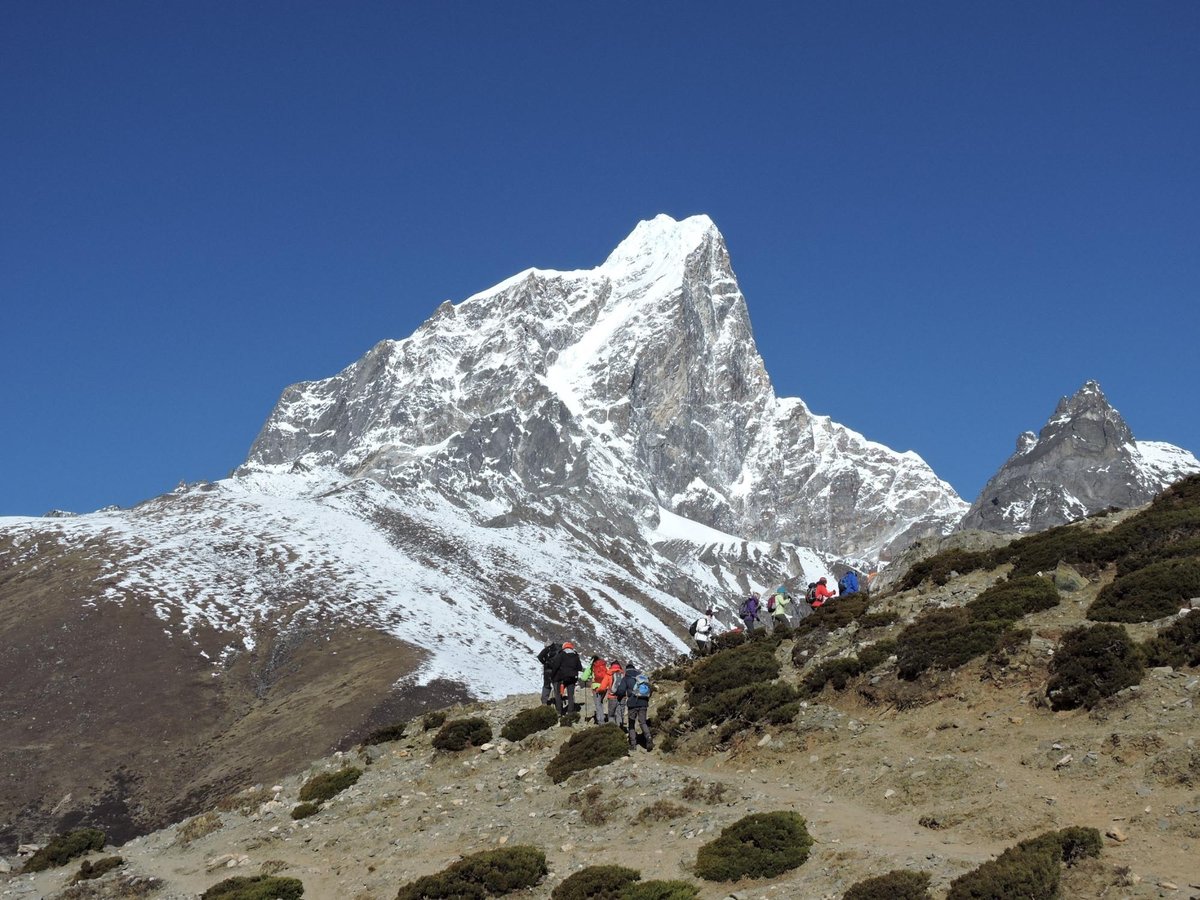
xmin=546 ymin=725 xmax=628 ymax=784
xmin=945 ymin=827 xmax=1101 ymax=900
xmin=858 ymin=611 xmax=900 ymax=629
xmin=550 ymin=865 xmax=640 ymax=900
xmin=966 ymin=576 xmax=1060 ymax=622
xmin=177 ymin=811 xmax=222 ymax=845
xmin=362 ymin=722 xmax=407 ymax=746
xmin=23 ymin=828 xmax=105 ymax=872
xmin=802 ymin=640 xmax=896 ymax=696
xmin=423 ymin=711 xmax=447 ymax=731
xmin=843 ymin=869 xmax=931 ymax=900
xmin=201 ymin=875 xmax=305 ymax=899
xmin=500 ymin=705 xmax=559 ymax=742
xmin=291 ymin=802 xmax=320 ymax=820
xmin=1088 ymin=557 xmax=1200 ymax=623
xmin=709 ymin=630 xmax=748 ymax=652
xmin=298 ymin=766 xmax=361 ymax=803
xmin=632 ymin=800 xmax=692 ymax=824
xmin=394 ymin=845 xmax=547 ymax=900
xmin=686 ymin=643 xmax=780 ymax=706
xmin=432 ymin=717 xmax=493 ymax=751
xmin=1142 ymin=610 xmax=1200 ymax=667
xmin=73 ymin=856 xmax=124 ymax=882
xmin=689 ymin=680 xmax=800 ymax=728
xmin=1046 ymin=624 xmax=1144 ymax=710
xmin=694 ymin=811 xmax=813 ymax=881
xmin=895 ymin=609 xmax=1007 ymax=679
xmin=897 ymin=548 xmax=999 ymax=590
xmin=792 ymin=595 xmax=872 ymax=637
xmin=620 ymin=881 xmax=699 ymax=900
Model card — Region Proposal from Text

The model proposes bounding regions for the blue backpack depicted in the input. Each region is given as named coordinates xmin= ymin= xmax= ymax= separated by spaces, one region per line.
xmin=633 ymin=673 xmax=652 ymax=699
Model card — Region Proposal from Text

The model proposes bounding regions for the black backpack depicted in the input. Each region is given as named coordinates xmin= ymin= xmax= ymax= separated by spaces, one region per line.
xmin=688 ymin=619 xmax=699 ymax=637
xmin=537 ymin=643 xmax=561 ymax=666
xmin=805 ymin=583 xmax=817 ymax=602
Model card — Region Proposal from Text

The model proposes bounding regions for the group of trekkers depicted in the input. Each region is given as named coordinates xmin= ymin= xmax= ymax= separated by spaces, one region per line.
xmin=531 ymin=570 xmax=865 ymax=747
xmin=690 ymin=569 xmax=865 ymax=655
xmin=536 ymin=641 xmax=654 ymax=751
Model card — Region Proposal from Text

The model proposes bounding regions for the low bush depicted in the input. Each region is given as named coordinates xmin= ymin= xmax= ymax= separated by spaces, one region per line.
xmin=689 ymin=680 xmax=800 ymax=728
xmin=897 ymin=548 xmax=999 ymax=590
xmin=298 ymin=766 xmax=362 ymax=803
xmin=858 ymin=611 xmax=899 ymax=629
xmin=966 ymin=576 xmax=1060 ymax=622
xmin=685 ymin=644 xmax=780 ymax=707
xmin=550 ymin=865 xmax=640 ymax=900
xmin=694 ymin=811 xmax=813 ymax=881
xmin=547 ymin=724 xmax=628 ymax=784
xmin=201 ymin=875 xmax=303 ymax=899
xmin=792 ymin=595 xmax=872 ymax=637
xmin=1088 ymin=557 xmax=1200 ymax=623
xmin=945 ymin=826 xmax=1101 ymax=900
xmin=620 ymin=882 xmax=699 ymax=900
xmin=362 ymin=722 xmax=407 ymax=746
xmin=568 ymin=784 xmax=621 ymax=826
xmin=394 ymin=845 xmax=547 ymax=900
xmin=500 ymin=705 xmax=558 ymax=742
xmin=72 ymin=856 xmax=124 ymax=882
xmin=708 ymin=630 xmax=748 ymax=652
xmin=632 ymin=800 xmax=691 ymax=824
xmin=1046 ymin=624 xmax=1144 ymax=710
xmin=895 ymin=609 xmax=1007 ymax=679
xmin=842 ymin=869 xmax=931 ymax=900
xmin=681 ymin=779 xmax=728 ymax=804
xmin=432 ymin=717 xmax=493 ymax=751
xmin=177 ymin=811 xmax=222 ymax=845
xmin=23 ymin=828 xmax=105 ymax=872
xmin=215 ymin=786 xmax=274 ymax=814
xmin=1142 ymin=610 xmax=1200 ymax=668
xmin=291 ymin=802 xmax=320 ymax=820
xmin=423 ymin=711 xmax=447 ymax=731
xmin=802 ymin=640 xmax=896 ymax=696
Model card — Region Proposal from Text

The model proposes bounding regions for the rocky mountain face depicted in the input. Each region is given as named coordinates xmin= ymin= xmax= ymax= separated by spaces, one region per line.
xmin=244 ymin=214 xmax=966 ymax=561
xmin=959 ymin=381 xmax=1200 ymax=533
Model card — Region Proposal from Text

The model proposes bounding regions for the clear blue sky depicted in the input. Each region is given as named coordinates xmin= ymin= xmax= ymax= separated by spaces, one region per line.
xmin=2 ymin=2 xmax=1197 ymax=516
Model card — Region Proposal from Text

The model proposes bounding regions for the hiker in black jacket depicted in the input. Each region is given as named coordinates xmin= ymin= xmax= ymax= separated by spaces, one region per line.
xmin=550 ymin=641 xmax=584 ymax=715
xmin=616 ymin=663 xmax=653 ymax=751
xmin=537 ymin=642 xmax=561 ymax=706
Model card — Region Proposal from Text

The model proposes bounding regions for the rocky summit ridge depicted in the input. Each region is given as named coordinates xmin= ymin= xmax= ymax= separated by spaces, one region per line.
xmin=959 ymin=381 xmax=1200 ymax=533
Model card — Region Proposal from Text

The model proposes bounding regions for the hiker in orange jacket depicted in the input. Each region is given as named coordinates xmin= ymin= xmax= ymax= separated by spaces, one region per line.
xmin=604 ymin=661 xmax=626 ymax=729
xmin=591 ymin=657 xmax=611 ymax=724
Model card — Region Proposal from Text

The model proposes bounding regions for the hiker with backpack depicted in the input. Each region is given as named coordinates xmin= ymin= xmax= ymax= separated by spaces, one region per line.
xmin=616 ymin=662 xmax=653 ymax=751
xmin=838 ymin=570 xmax=861 ymax=596
xmin=550 ymin=641 xmax=584 ymax=715
xmin=605 ymin=660 xmax=626 ymax=729
xmin=537 ymin=641 xmax=562 ymax=705
xmin=767 ymin=588 xmax=792 ymax=628
xmin=812 ymin=577 xmax=836 ymax=608
xmin=590 ymin=657 xmax=611 ymax=724
xmin=689 ymin=607 xmax=715 ymax=656
xmin=739 ymin=593 xmax=761 ymax=631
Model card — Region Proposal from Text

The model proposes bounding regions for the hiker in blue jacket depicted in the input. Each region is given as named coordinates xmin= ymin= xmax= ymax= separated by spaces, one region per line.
xmin=838 ymin=570 xmax=861 ymax=596
xmin=616 ymin=662 xmax=653 ymax=751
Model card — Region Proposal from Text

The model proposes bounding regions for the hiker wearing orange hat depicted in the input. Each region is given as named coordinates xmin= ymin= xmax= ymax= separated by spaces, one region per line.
xmin=550 ymin=640 xmax=583 ymax=716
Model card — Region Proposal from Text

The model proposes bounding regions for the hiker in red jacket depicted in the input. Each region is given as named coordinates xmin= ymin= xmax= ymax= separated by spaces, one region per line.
xmin=605 ymin=661 xmax=626 ymax=729
xmin=812 ymin=577 xmax=836 ymax=608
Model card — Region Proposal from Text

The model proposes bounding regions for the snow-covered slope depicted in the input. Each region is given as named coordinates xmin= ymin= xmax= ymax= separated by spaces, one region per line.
xmin=959 ymin=381 xmax=1200 ymax=533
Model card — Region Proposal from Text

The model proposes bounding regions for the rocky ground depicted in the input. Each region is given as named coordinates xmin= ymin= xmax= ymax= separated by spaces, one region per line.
xmin=4 ymin=567 xmax=1199 ymax=900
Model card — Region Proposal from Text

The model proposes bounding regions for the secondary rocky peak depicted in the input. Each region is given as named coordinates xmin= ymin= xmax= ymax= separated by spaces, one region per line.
xmin=960 ymin=381 xmax=1200 ymax=534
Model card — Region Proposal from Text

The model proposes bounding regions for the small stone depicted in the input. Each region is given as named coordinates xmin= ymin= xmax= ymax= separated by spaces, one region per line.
xmin=1106 ymin=826 xmax=1127 ymax=842
xmin=560 ymin=842 xmax=574 ymax=852
xmin=480 ymin=743 xmax=495 ymax=751
xmin=0 ymin=859 xmax=10 ymax=873
xmin=1008 ymin=716 xmax=1024 ymax=726
xmin=516 ymin=768 xmax=529 ymax=778
xmin=757 ymin=734 xmax=772 ymax=747
xmin=1054 ymin=754 xmax=1073 ymax=769
xmin=498 ymin=835 xmax=509 ymax=845
xmin=1159 ymin=881 xmax=1178 ymax=890
xmin=884 ymin=789 xmax=896 ymax=799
